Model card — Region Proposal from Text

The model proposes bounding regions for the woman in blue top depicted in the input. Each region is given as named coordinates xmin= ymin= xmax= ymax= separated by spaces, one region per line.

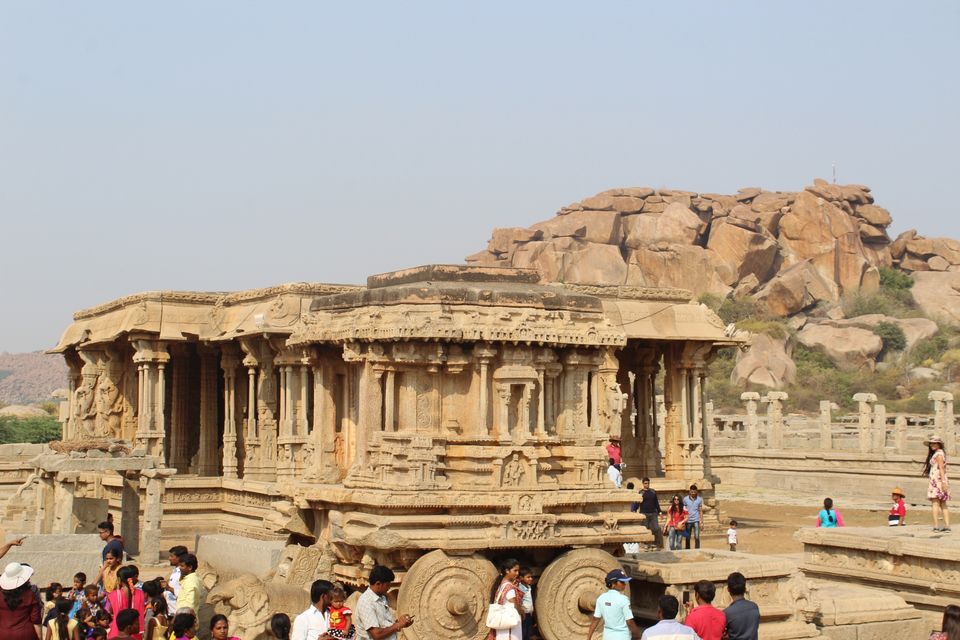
xmin=816 ymin=497 xmax=844 ymax=528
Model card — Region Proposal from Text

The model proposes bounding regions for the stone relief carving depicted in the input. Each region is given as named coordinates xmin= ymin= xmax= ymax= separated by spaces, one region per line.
xmin=503 ymin=454 xmax=526 ymax=487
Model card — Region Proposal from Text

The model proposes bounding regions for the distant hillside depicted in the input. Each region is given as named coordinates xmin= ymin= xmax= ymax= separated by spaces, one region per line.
xmin=0 ymin=352 xmax=68 ymax=405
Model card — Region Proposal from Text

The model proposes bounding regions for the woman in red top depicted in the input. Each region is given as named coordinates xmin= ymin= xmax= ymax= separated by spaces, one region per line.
xmin=665 ymin=495 xmax=689 ymax=551
xmin=0 ymin=561 xmax=43 ymax=640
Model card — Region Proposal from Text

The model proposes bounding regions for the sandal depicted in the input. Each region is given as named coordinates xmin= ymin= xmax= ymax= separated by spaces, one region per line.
xmin=934 ymin=527 xmax=944 ymax=531
xmin=944 ymin=527 xmax=952 ymax=532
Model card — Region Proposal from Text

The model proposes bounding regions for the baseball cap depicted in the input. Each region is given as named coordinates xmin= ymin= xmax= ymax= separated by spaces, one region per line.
xmin=606 ymin=569 xmax=631 ymax=583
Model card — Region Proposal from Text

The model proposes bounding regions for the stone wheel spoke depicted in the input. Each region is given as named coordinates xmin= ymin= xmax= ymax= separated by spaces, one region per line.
xmin=535 ymin=548 xmax=625 ymax=640
xmin=397 ymin=550 xmax=497 ymax=640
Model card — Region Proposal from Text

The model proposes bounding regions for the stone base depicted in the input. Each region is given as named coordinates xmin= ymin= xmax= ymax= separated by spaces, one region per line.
xmin=797 ymin=525 xmax=960 ymax=633
xmin=196 ymin=533 xmax=286 ymax=578
xmin=4 ymin=533 xmax=102 ymax=587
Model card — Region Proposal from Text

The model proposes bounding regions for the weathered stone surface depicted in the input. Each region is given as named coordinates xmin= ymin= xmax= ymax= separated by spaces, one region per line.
xmin=854 ymin=204 xmax=892 ymax=227
xmin=779 ymin=191 xmax=869 ymax=295
xmin=559 ymin=241 xmax=628 ymax=284
xmin=750 ymin=192 xmax=793 ymax=212
xmin=929 ymin=255 xmax=951 ymax=271
xmin=3 ymin=534 xmax=102 ymax=587
xmin=820 ymin=314 xmax=939 ymax=352
xmin=732 ymin=273 xmax=760 ymax=299
xmin=463 ymin=250 xmax=500 ymax=265
xmin=797 ymin=323 xmax=883 ymax=371
xmin=859 ymin=222 xmax=888 ymax=242
xmin=511 ymin=239 xmax=568 ymax=281
xmin=531 ymin=210 xmax=622 ymax=245
xmin=487 ymin=227 xmax=542 ymax=255
xmin=0 ymin=404 xmax=49 ymax=418
xmin=754 ymin=261 xmax=837 ymax=316
xmin=900 ymin=252 xmax=931 ymax=272
xmin=912 ymin=271 xmax=960 ymax=325
xmin=889 ymin=229 xmax=916 ymax=260
xmin=625 ymin=245 xmax=732 ymax=297
xmin=622 ymin=203 xmax=704 ymax=248
xmin=706 ymin=219 xmax=779 ymax=282
xmin=731 ymin=333 xmax=796 ymax=389
xmin=196 ymin=534 xmax=287 ymax=578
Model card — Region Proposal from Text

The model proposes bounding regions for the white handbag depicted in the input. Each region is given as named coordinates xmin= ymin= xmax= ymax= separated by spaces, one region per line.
xmin=486 ymin=583 xmax=522 ymax=630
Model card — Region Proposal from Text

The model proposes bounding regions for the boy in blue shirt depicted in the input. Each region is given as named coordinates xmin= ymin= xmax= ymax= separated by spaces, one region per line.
xmin=586 ymin=569 xmax=642 ymax=639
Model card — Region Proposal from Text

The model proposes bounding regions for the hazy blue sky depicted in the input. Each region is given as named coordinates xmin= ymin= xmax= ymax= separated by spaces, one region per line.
xmin=1 ymin=2 xmax=958 ymax=352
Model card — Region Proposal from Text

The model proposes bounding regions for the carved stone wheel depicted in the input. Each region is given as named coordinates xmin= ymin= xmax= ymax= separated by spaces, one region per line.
xmin=397 ymin=550 xmax=497 ymax=640
xmin=535 ymin=548 xmax=626 ymax=640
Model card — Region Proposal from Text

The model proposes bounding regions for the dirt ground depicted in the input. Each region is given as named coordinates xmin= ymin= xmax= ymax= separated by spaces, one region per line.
xmin=701 ymin=493 xmax=905 ymax=555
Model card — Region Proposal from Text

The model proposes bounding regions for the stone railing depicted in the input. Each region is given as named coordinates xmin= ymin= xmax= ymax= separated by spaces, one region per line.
xmin=708 ymin=390 xmax=955 ymax=456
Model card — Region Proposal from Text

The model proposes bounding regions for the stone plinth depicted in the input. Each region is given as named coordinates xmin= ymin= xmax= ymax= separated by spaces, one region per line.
xmin=196 ymin=533 xmax=287 ymax=578
xmin=4 ymin=533 xmax=102 ymax=587
xmin=621 ymin=550 xmax=819 ymax=638
xmin=621 ymin=549 xmax=924 ymax=640
xmin=797 ymin=525 xmax=959 ymax=633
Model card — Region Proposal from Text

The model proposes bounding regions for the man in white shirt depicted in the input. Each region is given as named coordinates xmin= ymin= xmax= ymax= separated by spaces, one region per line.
xmin=164 ymin=545 xmax=186 ymax=614
xmin=607 ymin=459 xmax=623 ymax=489
xmin=354 ymin=565 xmax=413 ymax=640
xmin=292 ymin=579 xmax=335 ymax=640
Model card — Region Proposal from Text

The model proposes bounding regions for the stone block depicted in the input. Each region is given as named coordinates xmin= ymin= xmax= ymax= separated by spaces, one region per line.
xmin=195 ymin=534 xmax=286 ymax=578
xmin=4 ymin=534 xmax=102 ymax=587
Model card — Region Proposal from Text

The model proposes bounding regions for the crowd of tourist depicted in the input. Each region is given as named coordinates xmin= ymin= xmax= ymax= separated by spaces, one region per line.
xmin=0 ymin=520 xmax=231 ymax=640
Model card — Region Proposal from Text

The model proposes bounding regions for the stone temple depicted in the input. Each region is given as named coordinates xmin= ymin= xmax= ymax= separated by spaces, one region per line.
xmin=19 ymin=264 xmax=740 ymax=639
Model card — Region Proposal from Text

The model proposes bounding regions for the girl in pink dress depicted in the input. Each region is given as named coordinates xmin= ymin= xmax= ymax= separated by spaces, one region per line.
xmin=924 ymin=436 xmax=951 ymax=532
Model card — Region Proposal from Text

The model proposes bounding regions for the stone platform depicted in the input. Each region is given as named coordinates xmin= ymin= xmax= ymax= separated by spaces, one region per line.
xmin=621 ymin=549 xmax=924 ymax=640
xmin=797 ymin=525 xmax=960 ymax=633
xmin=4 ymin=533 xmax=102 ymax=588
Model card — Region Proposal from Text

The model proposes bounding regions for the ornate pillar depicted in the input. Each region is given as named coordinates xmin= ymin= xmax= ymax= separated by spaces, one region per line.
xmin=168 ymin=348 xmax=189 ymax=472
xmin=873 ymin=403 xmax=887 ymax=452
xmin=220 ymin=347 xmax=240 ymax=479
xmin=352 ymin=358 xmax=382 ymax=474
xmin=132 ymin=339 xmax=169 ymax=463
xmin=312 ymin=359 xmax=338 ymax=482
xmin=197 ymin=348 xmax=219 ymax=476
xmin=299 ymin=362 xmax=310 ymax=435
xmin=763 ymin=391 xmax=788 ymax=450
xmin=51 ymin=473 xmax=78 ymax=535
xmin=475 ymin=344 xmax=496 ymax=437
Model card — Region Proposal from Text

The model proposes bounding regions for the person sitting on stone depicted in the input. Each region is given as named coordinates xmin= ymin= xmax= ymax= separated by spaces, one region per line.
xmin=683 ymin=580 xmax=725 ymax=640
xmin=640 ymin=594 xmax=698 ymax=639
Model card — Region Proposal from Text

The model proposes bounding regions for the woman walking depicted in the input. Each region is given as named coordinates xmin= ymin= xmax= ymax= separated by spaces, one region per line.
xmin=665 ymin=494 xmax=688 ymax=550
xmin=0 ymin=561 xmax=43 ymax=640
xmin=487 ymin=558 xmax=523 ymax=640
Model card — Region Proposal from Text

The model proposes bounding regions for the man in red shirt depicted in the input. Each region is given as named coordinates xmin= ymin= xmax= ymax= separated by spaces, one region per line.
xmin=606 ymin=436 xmax=622 ymax=465
xmin=684 ymin=579 xmax=726 ymax=640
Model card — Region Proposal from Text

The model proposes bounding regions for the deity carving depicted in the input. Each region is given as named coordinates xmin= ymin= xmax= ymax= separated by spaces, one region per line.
xmin=503 ymin=453 xmax=526 ymax=487
xmin=74 ymin=377 xmax=97 ymax=438
xmin=599 ymin=377 xmax=627 ymax=435
xmin=207 ymin=573 xmax=272 ymax=639
xmin=95 ymin=376 xmax=124 ymax=438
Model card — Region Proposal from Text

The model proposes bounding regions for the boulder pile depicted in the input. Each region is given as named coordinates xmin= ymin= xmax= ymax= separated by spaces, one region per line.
xmin=468 ymin=179 xmax=960 ymax=389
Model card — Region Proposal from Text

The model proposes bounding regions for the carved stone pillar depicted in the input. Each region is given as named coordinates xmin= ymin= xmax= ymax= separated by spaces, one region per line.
xmin=930 ymin=391 xmax=956 ymax=455
xmin=873 ymin=404 xmax=887 ymax=452
xmin=819 ymin=400 xmax=832 ymax=451
xmin=299 ymin=363 xmax=310 ymax=435
xmin=51 ymin=474 xmax=78 ymax=535
xmin=196 ymin=348 xmax=219 ymax=476
xmin=475 ymin=344 xmax=496 ymax=437
xmin=312 ymin=360 xmax=338 ymax=482
xmin=854 ymin=392 xmax=877 ymax=453
xmin=384 ymin=369 xmax=396 ymax=433
xmin=132 ymin=340 xmax=169 ymax=463
xmin=763 ymin=391 xmax=788 ymax=450
xmin=741 ymin=392 xmax=760 ymax=450
xmin=352 ymin=359 xmax=382 ymax=474
xmin=895 ymin=415 xmax=907 ymax=451
xmin=536 ymin=366 xmax=546 ymax=437
xmin=168 ymin=350 xmax=190 ymax=472
xmin=221 ymin=348 xmax=240 ymax=479
xmin=494 ymin=384 xmax=511 ymax=441
xmin=140 ymin=468 xmax=175 ymax=564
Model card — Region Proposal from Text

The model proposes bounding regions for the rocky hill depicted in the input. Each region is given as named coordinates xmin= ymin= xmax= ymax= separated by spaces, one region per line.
xmin=468 ymin=179 xmax=960 ymax=409
xmin=0 ymin=352 xmax=68 ymax=405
